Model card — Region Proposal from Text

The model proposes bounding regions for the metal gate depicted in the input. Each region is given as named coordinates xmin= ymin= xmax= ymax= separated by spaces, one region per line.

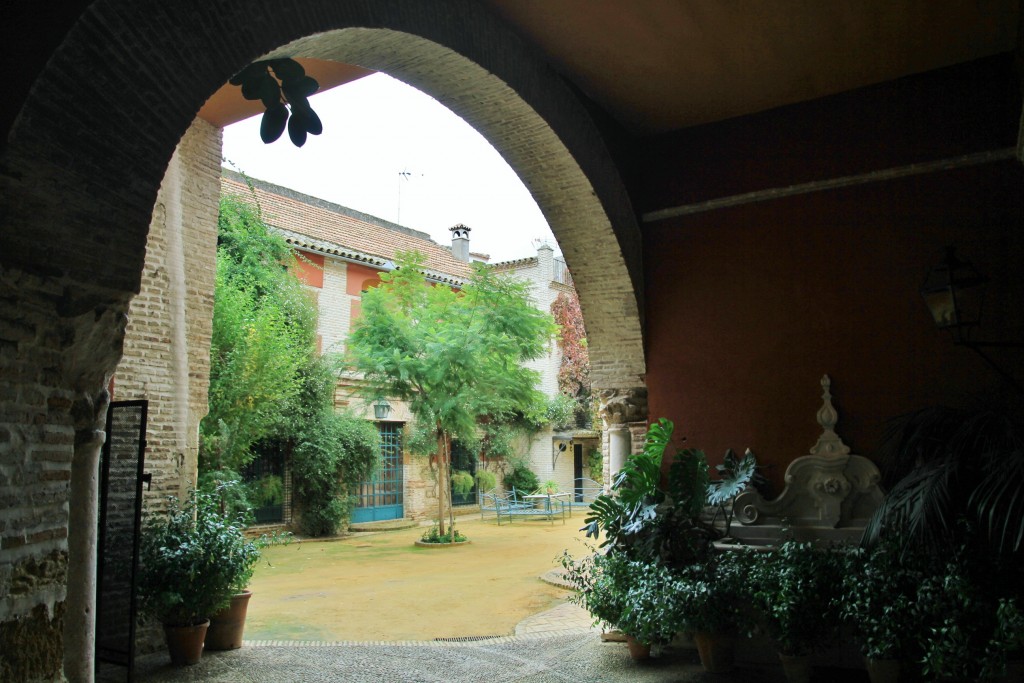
xmin=96 ymin=400 xmax=149 ymax=682
xmin=352 ymin=422 xmax=404 ymax=522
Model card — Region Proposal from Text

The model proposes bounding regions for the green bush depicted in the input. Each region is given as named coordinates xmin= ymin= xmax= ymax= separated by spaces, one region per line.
xmin=451 ymin=470 xmax=474 ymax=496
xmin=503 ymin=460 xmax=539 ymax=494
xmin=474 ymin=469 xmax=497 ymax=492
xmin=139 ymin=488 xmax=261 ymax=626
xmin=291 ymin=410 xmax=379 ymax=537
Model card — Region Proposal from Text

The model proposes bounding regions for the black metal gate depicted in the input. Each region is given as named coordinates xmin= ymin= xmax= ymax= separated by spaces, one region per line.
xmin=96 ymin=400 xmax=149 ymax=682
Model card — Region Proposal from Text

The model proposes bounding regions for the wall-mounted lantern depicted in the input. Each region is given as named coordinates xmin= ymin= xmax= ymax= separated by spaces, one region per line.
xmin=373 ymin=398 xmax=392 ymax=420
xmin=921 ymin=245 xmax=1022 ymax=392
xmin=920 ymin=246 xmax=987 ymax=344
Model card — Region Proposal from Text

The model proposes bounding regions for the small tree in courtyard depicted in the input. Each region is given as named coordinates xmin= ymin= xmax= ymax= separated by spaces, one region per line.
xmin=346 ymin=250 xmax=556 ymax=537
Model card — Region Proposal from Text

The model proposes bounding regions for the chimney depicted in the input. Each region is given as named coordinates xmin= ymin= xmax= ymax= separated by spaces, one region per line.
xmin=449 ymin=223 xmax=471 ymax=262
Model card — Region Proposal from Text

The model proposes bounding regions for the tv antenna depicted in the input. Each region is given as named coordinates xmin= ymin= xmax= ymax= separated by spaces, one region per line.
xmin=396 ymin=169 xmax=417 ymax=225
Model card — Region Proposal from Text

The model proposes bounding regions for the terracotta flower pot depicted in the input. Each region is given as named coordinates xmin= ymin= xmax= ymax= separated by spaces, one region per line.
xmin=204 ymin=590 xmax=252 ymax=651
xmin=694 ymin=631 xmax=736 ymax=672
xmin=864 ymin=656 xmax=902 ymax=683
xmin=624 ymin=634 xmax=651 ymax=661
xmin=778 ymin=652 xmax=813 ymax=683
xmin=163 ymin=619 xmax=209 ymax=666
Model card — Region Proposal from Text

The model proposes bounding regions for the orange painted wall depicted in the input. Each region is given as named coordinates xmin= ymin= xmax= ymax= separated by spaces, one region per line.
xmin=294 ymin=250 xmax=324 ymax=288
xmin=630 ymin=55 xmax=1024 ymax=490
xmin=346 ymin=262 xmax=384 ymax=296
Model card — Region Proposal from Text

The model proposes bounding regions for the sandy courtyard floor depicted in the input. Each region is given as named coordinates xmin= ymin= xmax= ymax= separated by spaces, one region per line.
xmin=244 ymin=515 xmax=597 ymax=642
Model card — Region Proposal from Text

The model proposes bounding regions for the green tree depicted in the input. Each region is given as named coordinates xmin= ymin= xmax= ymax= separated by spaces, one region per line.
xmin=202 ymin=194 xmax=378 ymax=535
xmin=346 ymin=250 xmax=556 ymax=536
xmin=201 ymin=195 xmax=314 ymax=481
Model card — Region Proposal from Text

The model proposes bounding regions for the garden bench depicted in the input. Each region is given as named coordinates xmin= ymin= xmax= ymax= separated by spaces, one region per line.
xmin=566 ymin=477 xmax=603 ymax=516
xmin=507 ymin=488 xmax=567 ymax=525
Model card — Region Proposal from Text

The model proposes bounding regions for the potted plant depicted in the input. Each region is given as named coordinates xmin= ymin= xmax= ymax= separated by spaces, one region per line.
xmin=539 ymin=479 xmax=560 ymax=495
xmin=474 ymin=468 xmax=497 ymax=494
xmin=204 ymin=525 xmax=289 ymax=651
xmin=139 ymin=488 xmax=260 ymax=665
xmin=749 ymin=538 xmax=843 ymax=683
xmin=559 ymin=549 xmax=681 ymax=660
xmin=677 ymin=548 xmax=755 ymax=672
xmin=838 ymin=539 xmax=926 ymax=683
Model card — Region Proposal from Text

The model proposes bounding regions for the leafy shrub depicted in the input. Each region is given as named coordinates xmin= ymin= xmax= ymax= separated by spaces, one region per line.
xmin=420 ymin=525 xmax=467 ymax=543
xmin=139 ymin=488 xmax=261 ymax=626
xmin=503 ymin=460 xmax=539 ymax=494
xmin=451 ymin=470 xmax=474 ymax=496
xmin=291 ymin=410 xmax=379 ymax=536
xmin=474 ymin=469 xmax=497 ymax=492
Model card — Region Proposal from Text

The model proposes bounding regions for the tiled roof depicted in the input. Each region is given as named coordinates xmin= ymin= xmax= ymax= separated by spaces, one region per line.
xmin=221 ymin=170 xmax=475 ymax=281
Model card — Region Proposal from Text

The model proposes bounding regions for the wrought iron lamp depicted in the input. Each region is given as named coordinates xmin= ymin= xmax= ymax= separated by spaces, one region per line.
xmin=373 ymin=398 xmax=392 ymax=420
xmin=921 ymin=246 xmax=1023 ymax=391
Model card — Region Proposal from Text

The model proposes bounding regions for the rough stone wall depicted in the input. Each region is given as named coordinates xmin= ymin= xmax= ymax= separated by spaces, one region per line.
xmin=115 ymin=119 xmax=221 ymax=505
xmin=0 ymin=266 xmax=128 ymax=682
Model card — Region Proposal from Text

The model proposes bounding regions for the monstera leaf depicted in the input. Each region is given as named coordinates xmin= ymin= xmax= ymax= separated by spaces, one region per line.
xmin=707 ymin=448 xmax=757 ymax=507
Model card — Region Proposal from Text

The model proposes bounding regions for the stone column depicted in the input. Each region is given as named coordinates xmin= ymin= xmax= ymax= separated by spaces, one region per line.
xmin=64 ymin=391 xmax=109 ymax=683
xmin=598 ymin=387 xmax=648 ymax=482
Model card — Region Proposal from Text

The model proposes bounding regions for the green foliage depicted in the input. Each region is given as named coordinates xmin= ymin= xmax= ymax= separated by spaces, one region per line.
xmin=586 ymin=448 xmax=603 ymax=482
xmin=560 ymin=550 xmax=684 ymax=646
xmin=838 ymin=538 xmax=926 ymax=659
xmin=864 ymin=402 xmax=1024 ymax=557
xmin=347 ymin=250 xmax=555 ymax=443
xmin=503 ymin=460 xmax=540 ymax=494
xmin=230 ymin=58 xmax=323 ymax=147
xmin=583 ymin=418 xmax=714 ymax=568
xmin=474 ymin=469 xmax=497 ymax=492
xmin=290 ymin=410 xmax=380 ymax=537
xmin=539 ymin=479 xmax=560 ymax=494
xmin=252 ymin=474 xmax=284 ymax=507
xmin=707 ymin=448 xmax=761 ymax=539
xmin=201 ymin=195 xmax=316 ymax=478
xmin=749 ymin=539 xmax=844 ymax=656
xmin=420 ymin=525 xmax=467 ymax=544
xmin=450 ymin=470 xmax=474 ymax=496
xmin=545 ymin=393 xmax=576 ymax=431
xmin=139 ymin=488 xmax=263 ymax=626
xmin=676 ymin=549 xmax=755 ymax=635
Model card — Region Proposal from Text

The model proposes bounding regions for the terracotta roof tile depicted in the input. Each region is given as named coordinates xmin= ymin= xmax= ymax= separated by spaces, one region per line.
xmin=221 ymin=170 xmax=475 ymax=280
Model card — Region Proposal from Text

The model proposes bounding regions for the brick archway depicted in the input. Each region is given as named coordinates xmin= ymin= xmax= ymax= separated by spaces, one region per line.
xmin=1 ymin=1 xmax=645 ymax=677
xmin=3 ymin=0 xmax=644 ymax=393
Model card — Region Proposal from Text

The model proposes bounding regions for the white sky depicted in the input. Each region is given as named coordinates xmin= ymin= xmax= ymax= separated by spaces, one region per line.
xmin=221 ymin=72 xmax=558 ymax=263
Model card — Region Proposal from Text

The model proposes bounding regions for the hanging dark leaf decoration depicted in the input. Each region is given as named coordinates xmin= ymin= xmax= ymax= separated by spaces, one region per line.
xmin=230 ymin=57 xmax=323 ymax=147
xmin=260 ymin=104 xmax=288 ymax=143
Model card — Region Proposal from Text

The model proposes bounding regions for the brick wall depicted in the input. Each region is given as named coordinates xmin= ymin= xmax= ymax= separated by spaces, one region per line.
xmin=115 ymin=119 xmax=221 ymax=506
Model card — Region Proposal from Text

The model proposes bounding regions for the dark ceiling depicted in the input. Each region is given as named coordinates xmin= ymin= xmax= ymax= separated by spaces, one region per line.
xmin=482 ymin=0 xmax=1019 ymax=134
xmin=189 ymin=1 xmax=1018 ymax=136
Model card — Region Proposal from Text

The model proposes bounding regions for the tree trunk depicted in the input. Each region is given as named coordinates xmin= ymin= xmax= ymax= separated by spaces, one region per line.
xmin=436 ymin=425 xmax=446 ymax=537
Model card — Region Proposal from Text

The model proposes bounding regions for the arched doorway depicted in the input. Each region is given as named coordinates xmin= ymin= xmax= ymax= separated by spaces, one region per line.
xmin=1 ymin=1 xmax=646 ymax=677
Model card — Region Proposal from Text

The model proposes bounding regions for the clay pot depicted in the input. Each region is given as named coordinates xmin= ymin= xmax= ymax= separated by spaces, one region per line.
xmin=624 ymin=634 xmax=651 ymax=661
xmin=205 ymin=591 xmax=252 ymax=651
xmin=778 ymin=652 xmax=813 ymax=683
xmin=864 ymin=656 xmax=902 ymax=683
xmin=694 ymin=631 xmax=736 ymax=672
xmin=163 ymin=619 xmax=209 ymax=666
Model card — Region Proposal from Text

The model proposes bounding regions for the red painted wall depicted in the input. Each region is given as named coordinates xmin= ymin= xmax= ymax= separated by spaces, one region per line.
xmin=631 ymin=55 xmax=1024 ymax=490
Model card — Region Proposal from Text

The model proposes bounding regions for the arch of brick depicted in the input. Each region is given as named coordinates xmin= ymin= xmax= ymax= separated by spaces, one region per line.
xmin=0 ymin=1 xmax=645 ymax=678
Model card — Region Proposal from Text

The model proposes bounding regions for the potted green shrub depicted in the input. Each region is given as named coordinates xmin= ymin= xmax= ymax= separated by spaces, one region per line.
xmin=678 ymin=548 xmax=756 ymax=672
xmin=559 ymin=550 xmax=681 ymax=660
xmin=474 ymin=468 xmax=497 ymax=493
xmin=538 ymin=479 xmax=560 ymax=495
xmin=139 ymin=488 xmax=262 ymax=665
xmin=838 ymin=539 xmax=925 ymax=683
xmin=749 ymin=538 xmax=843 ymax=683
